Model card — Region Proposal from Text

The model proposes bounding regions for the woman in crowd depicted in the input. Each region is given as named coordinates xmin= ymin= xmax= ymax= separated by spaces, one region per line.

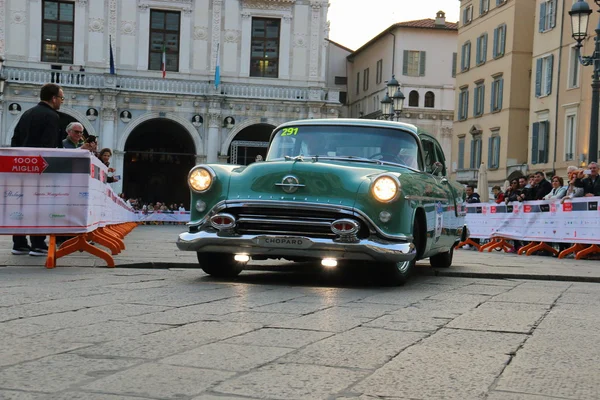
xmin=504 ymin=179 xmax=521 ymax=204
xmin=492 ymin=185 xmax=505 ymax=204
xmin=544 ymin=176 xmax=567 ymax=200
xmin=99 ymin=148 xmax=119 ymax=183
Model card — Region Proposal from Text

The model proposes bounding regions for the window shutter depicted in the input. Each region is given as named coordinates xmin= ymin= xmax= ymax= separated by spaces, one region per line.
xmin=495 ymin=136 xmax=501 ymax=168
xmin=458 ymin=138 xmax=465 ymax=169
xmin=461 ymin=45 xmax=465 ymax=71
xmin=491 ymin=80 xmax=496 ymax=111
xmin=535 ymin=58 xmax=543 ymax=97
xmin=419 ymin=51 xmax=426 ymax=76
xmin=483 ymin=34 xmax=488 ymax=63
xmin=480 ymin=0 xmax=484 ymax=15
xmin=542 ymin=121 xmax=550 ymax=163
xmin=500 ymin=25 xmax=506 ymax=55
xmin=403 ymin=50 xmax=409 ymax=75
xmin=532 ymin=122 xmax=540 ymax=164
xmin=539 ymin=2 xmax=547 ymax=32
xmin=551 ymin=0 xmax=557 ymax=28
xmin=546 ymin=54 xmax=554 ymax=95
xmin=467 ymin=43 xmax=471 ymax=69
xmin=452 ymin=52 xmax=457 ymax=77
xmin=487 ymin=137 xmax=493 ymax=168
xmin=498 ymin=78 xmax=503 ymax=109
xmin=465 ymin=90 xmax=469 ymax=120
xmin=470 ymin=140 xmax=476 ymax=168
xmin=463 ymin=7 xmax=467 ymax=24
xmin=476 ymin=37 xmax=481 ymax=64
xmin=493 ymin=28 xmax=498 ymax=57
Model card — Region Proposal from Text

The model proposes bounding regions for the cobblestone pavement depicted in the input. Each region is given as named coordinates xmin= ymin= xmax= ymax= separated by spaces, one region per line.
xmin=1 ymin=227 xmax=600 ymax=399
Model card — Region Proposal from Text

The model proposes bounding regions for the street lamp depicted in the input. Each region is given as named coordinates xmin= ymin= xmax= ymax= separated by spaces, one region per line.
xmin=570 ymin=0 xmax=598 ymax=162
xmin=380 ymin=75 xmax=405 ymax=120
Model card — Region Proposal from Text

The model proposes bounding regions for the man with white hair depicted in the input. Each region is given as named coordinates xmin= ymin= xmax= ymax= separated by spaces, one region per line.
xmin=62 ymin=122 xmax=85 ymax=148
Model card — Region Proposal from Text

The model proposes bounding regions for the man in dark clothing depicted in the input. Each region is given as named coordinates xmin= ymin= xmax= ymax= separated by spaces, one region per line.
xmin=576 ymin=162 xmax=600 ymax=197
xmin=532 ymin=171 xmax=552 ymax=200
xmin=10 ymin=83 xmax=64 ymax=256
xmin=465 ymin=184 xmax=481 ymax=203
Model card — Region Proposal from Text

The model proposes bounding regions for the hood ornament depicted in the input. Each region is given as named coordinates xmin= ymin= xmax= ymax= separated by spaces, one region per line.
xmin=275 ymin=175 xmax=305 ymax=194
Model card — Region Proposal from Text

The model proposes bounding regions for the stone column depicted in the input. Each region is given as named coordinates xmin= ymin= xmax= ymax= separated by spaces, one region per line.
xmin=210 ymin=0 xmax=223 ymax=73
xmin=137 ymin=5 xmax=150 ymax=71
xmin=206 ymin=112 xmax=221 ymax=163
xmin=279 ymin=15 xmax=292 ymax=79
xmin=73 ymin=0 xmax=87 ymax=66
xmin=28 ymin=0 xmax=42 ymax=62
xmin=240 ymin=12 xmax=251 ymax=77
xmin=100 ymin=86 xmax=117 ymax=150
xmin=308 ymin=1 xmax=322 ymax=82
xmin=111 ymin=150 xmax=124 ymax=195
xmin=179 ymin=7 xmax=192 ymax=73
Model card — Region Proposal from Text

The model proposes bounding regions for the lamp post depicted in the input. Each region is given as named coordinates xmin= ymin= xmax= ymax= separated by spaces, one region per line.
xmin=570 ymin=0 xmax=598 ymax=162
xmin=380 ymin=75 xmax=405 ymax=120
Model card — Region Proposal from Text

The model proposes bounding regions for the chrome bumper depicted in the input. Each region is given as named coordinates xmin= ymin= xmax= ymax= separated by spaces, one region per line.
xmin=177 ymin=231 xmax=416 ymax=263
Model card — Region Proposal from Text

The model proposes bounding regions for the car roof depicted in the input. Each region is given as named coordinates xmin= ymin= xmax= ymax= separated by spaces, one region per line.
xmin=271 ymin=118 xmax=420 ymax=142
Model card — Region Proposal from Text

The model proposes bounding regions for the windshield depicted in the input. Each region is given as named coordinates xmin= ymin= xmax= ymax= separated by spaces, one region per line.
xmin=266 ymin=125 xmax=422 ymax=169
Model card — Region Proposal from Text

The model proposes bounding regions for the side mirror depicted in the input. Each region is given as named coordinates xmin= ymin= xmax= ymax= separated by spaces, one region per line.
xmin=430 ymin=161 xmax=444 ymax=176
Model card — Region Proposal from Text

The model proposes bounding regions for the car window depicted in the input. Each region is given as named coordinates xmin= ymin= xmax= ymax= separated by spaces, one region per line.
xmin=267 ymin=125 xmax=422 ymax=169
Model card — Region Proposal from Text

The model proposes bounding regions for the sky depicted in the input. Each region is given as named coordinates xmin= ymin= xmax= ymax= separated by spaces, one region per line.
xmin=327 ymin=0 xmax=460 ymax=50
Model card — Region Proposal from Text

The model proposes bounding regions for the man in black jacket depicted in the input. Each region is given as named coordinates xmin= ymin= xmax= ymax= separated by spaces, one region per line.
xmin=532 ymin=171 xmax=552 ymax=200
xmin=10 ymin=83 xmax=64 ymax=256
xmin=576 ymin=162 xmax=600 ymax=197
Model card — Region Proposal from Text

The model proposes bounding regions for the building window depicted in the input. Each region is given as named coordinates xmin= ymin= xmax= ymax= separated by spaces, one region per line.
xmin=250 ymin=18 xmax=280 ymax=78
xmin=463 ymin=5 xmax=473 ymax=25
xmin=452 ymin=52 xmax=457 ymax=77
xmin=539 ymin=0 xmax=557 ymax=32
xmin=474 ymin=82 xmax=485 ymax=117
xmin=409 ymin=90 xmax=419 ymax=107
xmin=339 ymin=91 xmax=347 ymax=105
xmin=532 ymin=121 xmax=550 ymax=164
xmin=334 ymin=76 xmax=347 ymax=85
xmin=480 ymin=0 xmax=490 ymax=15
xmin=565 ymin=113 xmax=577 ymax=161
xmin=461 ymin=42 xmax=471 ymax=72
xmin=568 ymin=46 xmax=580 ymax=88
xmin=470 ymin=135 xmax=482 ymax=169
xmin=476 ymin=33 xmax=488 ymax=65
xmin=42 ymin=0 xmax=75 ymax=63
xmin=491 ymin=75 xmax=503 ymax=112
xmin=493 ymin=24 xmax=506 ymax=58
xmin=458 ymin=87 xmax=469 ymax=121
xmin=363 ymin=68 xmax=369 ymax=91
xmin=488 ymin=133 xmax=501 ymax=169
xmin=376 ymin=59 xmax=383 ymax=84
xmin=356 ymin=72 xmax=360 ymax=94
xmin=496 ymin=0 xmax=507 ymax=5
xmin=149 ymin=10 xmax=180 ymax=72
xmin=535 ymin=55 xmax=554 ymax=97
xmin=403 ymin=50 xmax=426 ymax=77
xmin=424 ymin=91 xmax=435 ymax=108
xmin=458 ymin=136 xmax=466 ymax=170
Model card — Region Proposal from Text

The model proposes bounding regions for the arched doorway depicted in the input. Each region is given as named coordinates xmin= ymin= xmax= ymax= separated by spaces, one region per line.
xmin=228 ymin=123 xmax=274 ymax=165
xmin=123 ymin=119 xmax=196 ymax=205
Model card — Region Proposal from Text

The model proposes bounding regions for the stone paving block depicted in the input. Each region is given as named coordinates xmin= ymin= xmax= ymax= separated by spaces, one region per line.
xmin=40 ymin=393 xmax=148 ymax=400
xmin=336 ymin=301 xmax=406 ymax=318
xmin=213 ymin=363 xmax=366 ymax=400
xmin=408 ymin=299 xmax=478 ymax=318
xmin=0 ymin=336 xmax=91 ymax=367
xmin=421 ymin=328 xmax=526 ymax=355
xmin=356 ymin=290 xmax=438 ymax=306
xmin=364 ymin=308 xmax=453 ymax=332
xmin=426 ymin=291 xmax=493 ymax=305
xmin=82 ymin=363 xmax=234 ymax=399
xmin=250 ymin=300 xmax=332 ymax=315
xmin=160 ymin=342 xmax=293 ymax=371
xmin=73 ymin=321 xmax=261 ymax=359
xmin=491 ymin=287 xmax=566 ymax=305
xmin=192 ymin=395 xmax=260 ymax=400
xmin=215 ymin=311 xmax=302 ymax=325
xmin=471 ymin=279 xmax=522 ymax=287
xmin=223 ymin=327 xmax=332 ymax=348
xmin=446 ymin=301 xmax=548 ymax=333
xmin=0 ymin=354 xmax=140 ymax=393
xmin=556 ymin=291 xmax=600 ymax=306
xmin=352 ymin=345 xmax=511 ymax=399
xmin=454 ymin=283 xmax=513 ymax=296
xmin=486 ymin=391 xmax=557 ymax=400
xmin=280 ymin=327 xmax=427 ymax=369
xmin=268 ymin=307 xmax=371 ymax=332
xmin=124 ymin=299 xmax=251 ymax=325
xmin=0 ymin=390 xmax=46 ymax=400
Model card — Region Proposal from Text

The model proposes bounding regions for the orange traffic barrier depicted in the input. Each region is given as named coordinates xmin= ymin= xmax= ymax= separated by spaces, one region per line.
xmin=479 ymin=237 xmax=514 ymax=253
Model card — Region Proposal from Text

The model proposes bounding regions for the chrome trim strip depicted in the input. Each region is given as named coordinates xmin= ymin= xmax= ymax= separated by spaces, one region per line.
xmin=238 ymin=217 xmax=332 ymax=227
xmin=331 ymin=218 xmax=360 ymax=235
xmin=404 ymin=195 xmax=448 ymax=203
xmin=210 ymin=213 xmax=236 ymax=230
xmin=274 ymin=183 xmax=306 ymax=188
xmin=177 ymin=231 xmax=416 ymax=263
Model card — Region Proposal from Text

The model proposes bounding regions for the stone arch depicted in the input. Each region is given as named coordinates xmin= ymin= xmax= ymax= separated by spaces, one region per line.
xmin=117 ymin=111 xmax=203 ymax=155
xmin=220 ymin=117 xmax=279 ymax=155
xmin=3 ymin=106 xmax=96 ymax=146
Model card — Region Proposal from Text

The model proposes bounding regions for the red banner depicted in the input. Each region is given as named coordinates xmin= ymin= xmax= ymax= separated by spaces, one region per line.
xmin=0 ymin=155 xmax=48 ymax=174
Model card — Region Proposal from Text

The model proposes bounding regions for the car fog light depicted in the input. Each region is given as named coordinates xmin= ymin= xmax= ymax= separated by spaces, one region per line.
xmin=195 ymin=200 xmax=206 ymax=212
xmin=234 ymin=254 xmax=250 ymax=262
xmin=321 ymin=258 xmax=337 ymax=268
xmin=379 ymin=211 xmax=392 ymax=223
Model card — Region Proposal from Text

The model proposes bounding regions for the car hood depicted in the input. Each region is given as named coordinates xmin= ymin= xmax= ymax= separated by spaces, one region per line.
xmin=227 ymin=160 xmax=404 ymax=207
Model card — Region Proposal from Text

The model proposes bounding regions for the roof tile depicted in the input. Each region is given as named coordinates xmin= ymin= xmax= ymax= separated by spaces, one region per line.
xmin=395 ymin=18 xmax=458 ymax=30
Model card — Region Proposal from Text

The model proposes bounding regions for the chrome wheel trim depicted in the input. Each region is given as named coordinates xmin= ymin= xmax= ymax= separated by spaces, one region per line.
xmin=396 ymin=260 xmax=411 ymax=274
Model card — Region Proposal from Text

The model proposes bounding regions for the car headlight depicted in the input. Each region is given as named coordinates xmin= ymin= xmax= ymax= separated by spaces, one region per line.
xmin=371 ymin=174 xmax=400 ymax=203
xmin=188 ymin=166 xmax=215 ymax=193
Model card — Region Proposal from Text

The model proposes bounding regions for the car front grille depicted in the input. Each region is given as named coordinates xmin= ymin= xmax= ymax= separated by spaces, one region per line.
xmin=223 ymin=205 xmax=370 ymax=239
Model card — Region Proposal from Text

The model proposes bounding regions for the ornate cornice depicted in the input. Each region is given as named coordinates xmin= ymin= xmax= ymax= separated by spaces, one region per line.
xmin=242 ymin=0 xmax=295 ymax=10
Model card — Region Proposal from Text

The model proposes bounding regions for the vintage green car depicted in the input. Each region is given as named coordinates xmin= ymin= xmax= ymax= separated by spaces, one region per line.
xmin=177 ymin=119 xmax=468 ymax=284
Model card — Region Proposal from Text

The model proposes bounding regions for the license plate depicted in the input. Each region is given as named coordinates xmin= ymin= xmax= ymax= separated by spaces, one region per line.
xmin=256 ymin=236 xmax=312 ymax=249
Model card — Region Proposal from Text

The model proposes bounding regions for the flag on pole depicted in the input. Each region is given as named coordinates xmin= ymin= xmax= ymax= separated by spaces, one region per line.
xmin=109 ymin=35 xmax=115 ymax=75
xmin=161 ymin=44 xmax=167 ymax=78
xmin=214 ymin=43 xmax=221 ymax=89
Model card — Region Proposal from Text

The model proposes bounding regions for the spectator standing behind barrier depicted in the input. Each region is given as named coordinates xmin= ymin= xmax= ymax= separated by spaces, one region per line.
xmin=575 ymin=162 xmax=600 ymax=197
xmin=492 ymin=185 xmax=505 ymax=204
xmin=532 ymin=171 xmax=553 ymax=200
xmin=465 ymin=185 xmax=481 ymax=203
xmin=62 ymin=122 xmax=85 ymax=148
xmin=544 ymin=176 xmax=567 ymax=200
xmin=10 ymin=83 xmax=65 ymax=256
xmin=504 ymin=179 xmax=521 ymax=204
xmin=98 ymin=148 xmax=119 ymax=183
xmin=562 ymin=168 xmax=586 ymax=203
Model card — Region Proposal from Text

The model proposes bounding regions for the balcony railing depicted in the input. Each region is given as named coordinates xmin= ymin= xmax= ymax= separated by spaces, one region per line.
xmin=4 ymin=68 xmax=339 ymax=103
xmin=456 ymin=168 xmax=479 ymax=182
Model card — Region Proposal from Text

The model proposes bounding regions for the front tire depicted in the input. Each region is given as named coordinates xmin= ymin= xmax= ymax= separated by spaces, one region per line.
xmin=430 ymin=247 xmax=453 ymax=268
xmin=379 ymin=219 xmax=422 ymax=285
xmin=197 ymin=252 xmax=244 ymax=278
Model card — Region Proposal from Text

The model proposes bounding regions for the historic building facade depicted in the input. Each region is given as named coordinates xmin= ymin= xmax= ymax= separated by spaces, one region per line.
xmin=0 ymin=0 xmax=341 ymax=202
xmin=346 ymin=12 xmax=458 ymax=165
